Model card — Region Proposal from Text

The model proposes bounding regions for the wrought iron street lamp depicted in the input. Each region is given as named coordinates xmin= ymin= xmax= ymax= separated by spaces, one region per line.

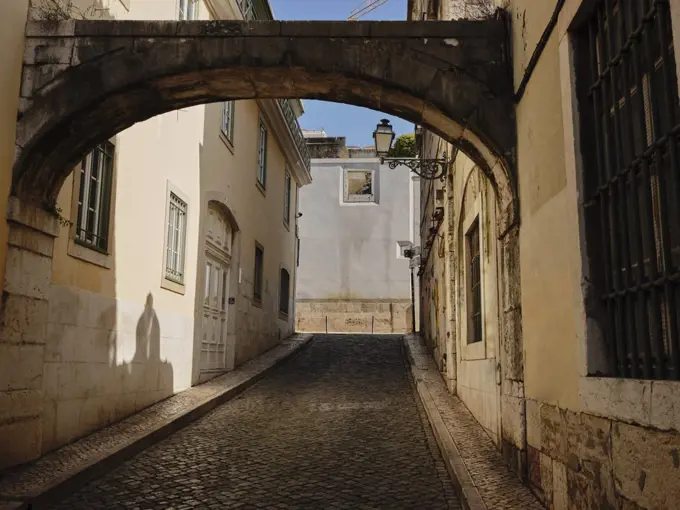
xmin=373 ymin=119 xmax=448 ymax=180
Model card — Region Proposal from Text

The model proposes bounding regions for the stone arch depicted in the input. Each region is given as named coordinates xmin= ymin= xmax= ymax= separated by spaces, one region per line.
xmin=14 ymin=19 xmax=517 ymax=231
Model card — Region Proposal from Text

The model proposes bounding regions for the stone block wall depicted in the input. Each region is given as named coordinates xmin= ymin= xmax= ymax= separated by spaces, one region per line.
xmin=42 ymin=284 xmax=193 ymax=452
xmin=295 ymin=300 xmax=413 ymax=334
xmin=525 ymin=399 xmax=680 ymax=510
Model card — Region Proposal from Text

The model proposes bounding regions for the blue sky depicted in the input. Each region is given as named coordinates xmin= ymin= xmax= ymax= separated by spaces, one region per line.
xmin=269 ymin=0 xmax=413 ymax=146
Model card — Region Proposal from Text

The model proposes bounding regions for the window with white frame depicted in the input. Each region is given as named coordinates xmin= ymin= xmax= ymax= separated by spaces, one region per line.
xmin=343 ymin=168 xmax=376 ymax=203
xmin=165 ymin=192 xmax=188 ymax=285
xmin=221 ymin=101 xmax=235 ymax=143
xmin=283 ymin=170 xmax=291 ymax=225
xmin=76 ymin=141 xmax=114 ymax=252
xmin=178 ymin=0 xmax=199 ymax=20
xmin=257 ymin=120 xmax=267 ymax=188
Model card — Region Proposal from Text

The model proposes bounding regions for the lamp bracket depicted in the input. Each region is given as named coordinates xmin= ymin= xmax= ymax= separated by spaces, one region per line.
xmin=380 ymin=152 xmax=448 ymax=180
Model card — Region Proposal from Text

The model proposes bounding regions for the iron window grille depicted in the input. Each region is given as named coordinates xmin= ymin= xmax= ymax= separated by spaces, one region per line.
xmin=279 ymin=268 xmax=290 ymax=315
xmin=221 ymin=101 xmax=235 ymax=143
xmin=257 ymin=121 xmax=267 ymax=189
xmin=76 ymin=141 xmax=114 ymax=253
xmin=165 ymin=192 xmax=188 ymax=285
xmin=466 ymin=219 xmax=482 ymax=344
xmin=254 ymin=244 xmax=264 ymax=303
xmin=284 ymin=171 xmax=292 ymax=225
xmin=178 ymin=0 xmax=199 ymax=20
xmin=575 ymin=0 xmax=680 ymax=380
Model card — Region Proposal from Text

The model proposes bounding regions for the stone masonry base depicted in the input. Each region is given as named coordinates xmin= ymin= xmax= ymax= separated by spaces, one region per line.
xmin=296 ymin=299 xmax=413 ymax=334
xmin=526 ymin=398 xmax=680 ymax=510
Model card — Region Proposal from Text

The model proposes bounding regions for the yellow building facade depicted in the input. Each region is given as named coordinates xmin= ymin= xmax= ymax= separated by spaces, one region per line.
xmin=0 ymin=0 xmax=310 ymax=467
xmin=415 ymin=0 xmax=680 ymax=508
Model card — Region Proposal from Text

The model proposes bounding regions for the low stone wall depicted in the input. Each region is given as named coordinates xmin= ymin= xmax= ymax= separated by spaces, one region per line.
xmin=525 ymin=398 xmax=680 ymax=509
xmin=295 ymin=300 xmax=413 ymax=334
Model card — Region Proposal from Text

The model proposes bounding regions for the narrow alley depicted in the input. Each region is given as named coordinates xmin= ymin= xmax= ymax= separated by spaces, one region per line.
xmin=50 ymin=335 xmax=460 ymax=510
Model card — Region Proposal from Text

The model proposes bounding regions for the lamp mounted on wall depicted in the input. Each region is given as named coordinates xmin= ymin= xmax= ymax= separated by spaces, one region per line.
xmin=373 ymin=119 xmax=448 ymax=180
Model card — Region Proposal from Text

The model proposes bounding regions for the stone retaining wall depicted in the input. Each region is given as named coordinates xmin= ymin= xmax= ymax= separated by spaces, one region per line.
xmin=295 ymin=300 xmax=413 ymax=334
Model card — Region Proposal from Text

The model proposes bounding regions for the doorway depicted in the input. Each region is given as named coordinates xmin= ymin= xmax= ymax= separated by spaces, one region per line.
xmin=200 ymin=205 xmax=233 ymax=373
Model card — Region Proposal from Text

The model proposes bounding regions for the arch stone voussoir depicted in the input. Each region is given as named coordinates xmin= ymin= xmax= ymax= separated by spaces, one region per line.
xmin=14 ymin=18 xmax=518 ymax=229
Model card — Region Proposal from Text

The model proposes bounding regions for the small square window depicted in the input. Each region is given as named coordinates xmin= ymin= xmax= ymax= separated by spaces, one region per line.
xmin=343 ymin=169 xmax=375 ymax=203
xmin=396 ymin=241 xmax=412 ymax=259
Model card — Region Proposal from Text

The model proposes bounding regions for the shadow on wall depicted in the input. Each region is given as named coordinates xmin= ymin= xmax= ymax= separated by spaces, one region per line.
xmin=43 ymin=289 xmax=175 ymax=454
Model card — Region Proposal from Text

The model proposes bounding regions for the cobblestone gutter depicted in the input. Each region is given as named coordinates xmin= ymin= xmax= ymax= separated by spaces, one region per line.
xmin=404 ymin=334 xmax=544 ymax=510
xmin=0 ymin=334 xmax=313 ymax=510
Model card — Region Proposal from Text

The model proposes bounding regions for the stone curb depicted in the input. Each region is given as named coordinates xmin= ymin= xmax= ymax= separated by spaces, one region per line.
xmin=403 ymin=336 xmax=487 ymax=510
xmin=0 ymin=334 xmax=314 ymax=510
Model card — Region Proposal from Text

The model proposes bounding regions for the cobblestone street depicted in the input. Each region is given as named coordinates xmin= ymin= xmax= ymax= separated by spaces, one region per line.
xmin=50 ymin=335 xmax=460 ymax=510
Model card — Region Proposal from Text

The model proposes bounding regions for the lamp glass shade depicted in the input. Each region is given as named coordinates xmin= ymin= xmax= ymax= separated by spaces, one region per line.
xmin=373 ymin=119 xmax=395 ymax=157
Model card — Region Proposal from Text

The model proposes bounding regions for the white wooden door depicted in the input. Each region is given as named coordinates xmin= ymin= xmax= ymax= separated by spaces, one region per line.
xmin=200 ymin=206 xmax=233 ymax=372
xmin=201 ymin=255 xmax=229 ymax=371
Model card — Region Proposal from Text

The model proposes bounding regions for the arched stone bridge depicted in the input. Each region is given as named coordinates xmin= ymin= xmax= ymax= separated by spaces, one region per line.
xmin=15 ymin=18 xmax=517 ymax=230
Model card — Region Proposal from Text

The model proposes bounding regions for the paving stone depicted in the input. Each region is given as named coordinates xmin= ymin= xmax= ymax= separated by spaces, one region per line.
xmin=47 ymin=335 xmax=460 ymax=509
xmin=0 ymin=334 xmax=311 ymax=503
xmin=405 ymin=335 xmax=543 ymax=510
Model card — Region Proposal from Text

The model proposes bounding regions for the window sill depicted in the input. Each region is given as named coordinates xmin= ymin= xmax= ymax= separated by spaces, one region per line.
xmin=161 ymin=276 xmax=186 ymax=295
xmin=279 ymin=311 xmax=289 ymax=321
xmin=341 ymin=200 xmax=378 ymax=207
xmin=256 ymin=180 xmax=266 ymax=197
xmin=461 ymin=337 xmax=486 ymax=360
xmin=219 ymin=131 xmax=235 ymax=154
xmin=67 ymin=239 xmax=112 ymax=269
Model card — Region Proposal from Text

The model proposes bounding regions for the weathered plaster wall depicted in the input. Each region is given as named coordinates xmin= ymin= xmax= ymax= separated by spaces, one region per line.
xmin=515 ymin=1 xmax=680 ymax=509
xmin=296 ymin=158 xmax=415 ymax=301
xmin=510 ymin=0 xmax=580 ymax=413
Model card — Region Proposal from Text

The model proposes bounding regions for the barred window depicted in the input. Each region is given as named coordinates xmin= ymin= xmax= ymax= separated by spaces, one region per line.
xmin=575 ymin=0 xmax=680 ymax=380
xmin=466 ymin=219 xmax=482 ymax=344
xmin=165 ymin=192 xmax=188 ymax=285
xmin=221 ymin=101 xmax=235 ymax=143
xmin=76 ymin=142 xmax=114 ymax=252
